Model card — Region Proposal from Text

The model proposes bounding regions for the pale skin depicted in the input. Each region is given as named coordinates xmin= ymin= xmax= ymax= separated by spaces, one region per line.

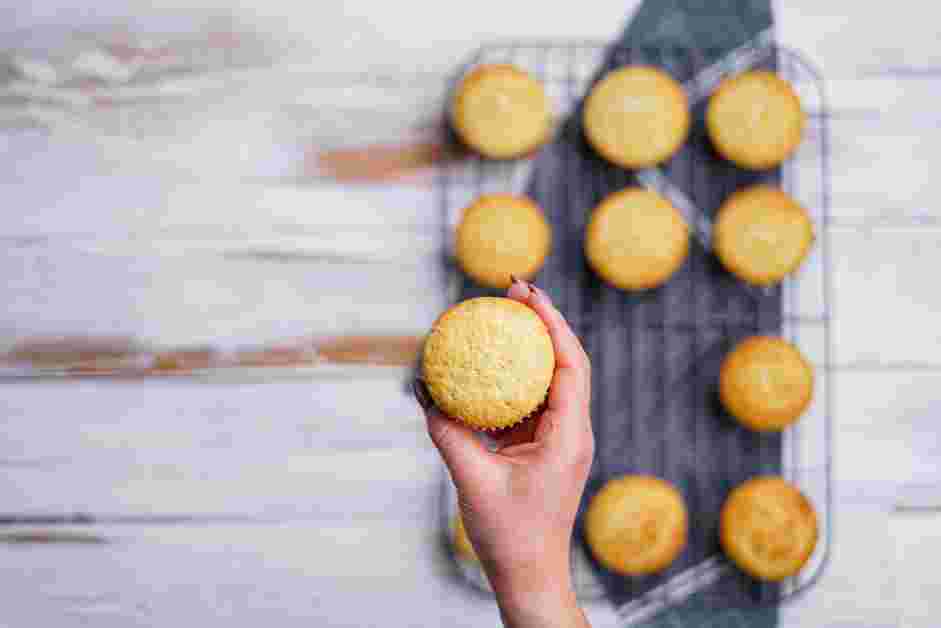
xmin=414 ymin=278 xmax=594 ymax=628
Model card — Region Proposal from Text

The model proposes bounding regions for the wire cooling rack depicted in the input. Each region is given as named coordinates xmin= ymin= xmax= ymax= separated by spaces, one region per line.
xmin=437 ymin=34 xmax=832 ymax=622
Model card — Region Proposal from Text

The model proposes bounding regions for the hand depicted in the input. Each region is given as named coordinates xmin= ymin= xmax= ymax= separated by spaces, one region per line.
xmin=414 ymin=279 xmax=594 ymax=628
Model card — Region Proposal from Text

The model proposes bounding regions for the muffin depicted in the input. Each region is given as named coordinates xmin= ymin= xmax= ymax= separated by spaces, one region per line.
xmin=585 ymin=475 xmax=688 ymax=575
xmin=450 ymin=64 xmax=553 ymax=159
xmin=712 ymin=185 xmax=814 ymax=286
xmin=720 ymin=476 xmax=818 ymax=581
xmin=585 ymin=187 xmax=689 ymax=291
xmin=455 ymin=194 xmax=551 ymax=289
xmin=583 ymin=66 xmax=690 ymax=168
xmin=422 ymin=297 xmax=555 ymax=430
xmin=451 ymin=513 xmax=478 ymax=562
xmin=707 ymin=70 xmax=805 ymax=170
xmin=719 ymin=336 xmax=814 ymax=432
xmin=713 ymin=185 xmax=814 ymax=286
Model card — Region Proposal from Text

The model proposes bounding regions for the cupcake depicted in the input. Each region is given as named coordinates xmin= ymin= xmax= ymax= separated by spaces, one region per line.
xmin=583 ymin=66 xmax=690 ymax=168
xmin=422 ymin=297 xmax=555 ymax=430
xmin=713 ymin=185 xmax=814 ymax=286
xmin=455 ymin=194 xmax=551 ymax=289
xmin=720 ymin=476 xmax=818 ymax=581
xmin=719 ymin=336 xmax=814 ymax=432
xmin=584 ymin=475 xmax=688 ymax=575
xmin=585 ymin=187 xmax=689 ymax=291
xmin=451 ymin=64 xmax=553 ymax=159
xmin=707 ymin=70 xmax=805 ymax=170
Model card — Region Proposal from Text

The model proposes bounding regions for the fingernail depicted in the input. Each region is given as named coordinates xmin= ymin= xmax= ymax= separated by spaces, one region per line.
xmin=530 ymin=283 xmax=550 ymax=303
xmin=412 ymin=379 xmax=433 ymax=411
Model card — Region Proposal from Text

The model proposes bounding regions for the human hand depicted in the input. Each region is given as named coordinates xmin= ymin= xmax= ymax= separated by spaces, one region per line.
xmin=414 ymin=278 xmax=594 ymax=628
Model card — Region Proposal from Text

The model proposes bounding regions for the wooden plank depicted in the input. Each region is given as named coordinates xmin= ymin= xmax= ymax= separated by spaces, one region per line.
xmin=834 ymin=371 xmax=941 ymax=488
xmin=0 ymin=518 xmax=622 ymax=627
xmin=891 ymin=511 xmax=941 ymax=628
xmin=825 ymin=77 xmax=941 ymax=116
xmin=0 ymin=179 xmax=442 ymax=236
xmin=1 ymin=368 xmax=936 ymax=517
xmin=778 ymin=0 xmax=941 ymax=72
xmin=222 ymin=1 xmax=633 ymax=78
xmin=0 ymin=82 xmax=447 ymax=182
xmin=9 ymin=131 xmax=938 ymax=361
xmin=781 ymin=75 xmax=941 ymax=225
xmin=0 ymin=520 xmax=504 ymax=628
xmin=0 ymin=504 xmax=903 ymax=628
xmin=5 ymin=0 xmax=935 ymax=88
xmin=0 ymin=236 xmax=446 ymax=350
xmin=0 ymin=377 xmax=440 ymax=518
xmin=795 ymin=115 xmax=941 ymax=225
xmin=781 ymin=503 xmax=899 ymax=628
xmin=7 ymin=73 xmax=941 ymax=227
xmin=831 ymin=227 xmax=941 ymax=368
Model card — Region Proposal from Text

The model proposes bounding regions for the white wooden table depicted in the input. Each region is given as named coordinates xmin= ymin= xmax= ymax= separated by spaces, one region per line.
xmin=1 ymin=2 xmax=939 ymax=626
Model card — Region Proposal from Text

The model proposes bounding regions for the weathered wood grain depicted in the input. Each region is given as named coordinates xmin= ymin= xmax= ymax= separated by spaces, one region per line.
xmin=0 ymin=236 xmax=445 ymax=351
xmin=0 ymin=503 xmax=903 ymax=628
xmin=831 ymin=227 xmax=941 ymax=368
xmin=0 ymin=520 xmax=510 ymax=628
xmin=892 ymin=512 xmax=941 ymax=628
xmin=0 ymin=378 xmax=434 ymax=517
xmin=2 ymin=3 xmax=941 ymax=624
xmin=1 ymin=369 xmax=936 ymax=518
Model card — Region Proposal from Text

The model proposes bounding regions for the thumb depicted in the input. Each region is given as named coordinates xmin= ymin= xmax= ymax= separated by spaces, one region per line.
xmin=414 ymin=380 xmax=497 ymax=489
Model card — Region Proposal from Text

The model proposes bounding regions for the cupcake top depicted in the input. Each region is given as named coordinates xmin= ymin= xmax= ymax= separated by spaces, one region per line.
xmin=719 ymin=336 xmax=814 ymax=432
xmin=456 ymin=194 xmax=552 ymax=289
xmin=713 ymin=185 xmax=814 ymax=286
xmin=707 ymin=70 xmax=805 ymax=170
xmin=585 ymin=187 xmax=689 ymax=291
xmin=583 ymin=66 xmax=690 ymax=168
xmin=422 ymin=297 xmax=555 ymax=430
xmin=721 ymin=476 xmax=818 ymax=581
xmin=585 ymin=475 xmax=688 ymax=575
xmin=451 ymin=64 xmax=553 ymax=159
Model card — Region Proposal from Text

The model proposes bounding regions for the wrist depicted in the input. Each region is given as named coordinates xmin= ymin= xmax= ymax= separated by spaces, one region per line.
xmin=494 ymin=583 xmax=583 ymax=628
xmin=488 ymin=560 xmax=581 ymax=628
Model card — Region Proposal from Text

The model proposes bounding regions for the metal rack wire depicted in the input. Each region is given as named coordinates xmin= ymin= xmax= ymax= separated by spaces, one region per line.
xmin=437 ymin=36 xmax=832 ymax=621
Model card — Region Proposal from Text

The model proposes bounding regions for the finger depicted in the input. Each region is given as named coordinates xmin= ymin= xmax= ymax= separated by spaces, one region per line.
xmin=496 ymin=440 xmax=543 ymax=460
xmin=506 ymin=282 xmax=593 ymax=457
xmin=413 ymin=380 xmax=497 ymax=489
xmin=519 ymin=282 xmax=589 ymax=371
xmin=535 ymin=368 xmax=593 ymax=449
xmin=425 ymin=409 xmax=495 ymax=488
xmin=546 ymin=365 xmax=586 ymax=416
xmin=523 ymin=296 xmax=594 ymax=458
xmin=508 ymin=278 xmax=590 ymax=407
xmin=506 ymin=275 xmax=531 ymax=302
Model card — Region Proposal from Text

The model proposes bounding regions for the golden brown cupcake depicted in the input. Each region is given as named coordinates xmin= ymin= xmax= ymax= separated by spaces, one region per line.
xmin=451 ymin=513 xmax=478 ymax=562
xmin=455 ymin=194 xmax=551 ymax=289
xmin=707 ymin=70 xmax=805 ymax=170
xmin=719 ymin=336 xmax=814 ymax=432
xmin=583 ymin=66 xmax=690 ymax=168
xmin=713 ymin=185 xmax=814 ymax=286
xmin=584 ymin=187 xmax=689 ymax=291
xmin=422 ymin=297 xmax=554 ymax=430
xmin=720 ymin=476 xmax=818 ymax=581
xmin=450 ymin=64 xmax=553 ymax=159
xmin=584 ymin=475 xmax=688 ymax=575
